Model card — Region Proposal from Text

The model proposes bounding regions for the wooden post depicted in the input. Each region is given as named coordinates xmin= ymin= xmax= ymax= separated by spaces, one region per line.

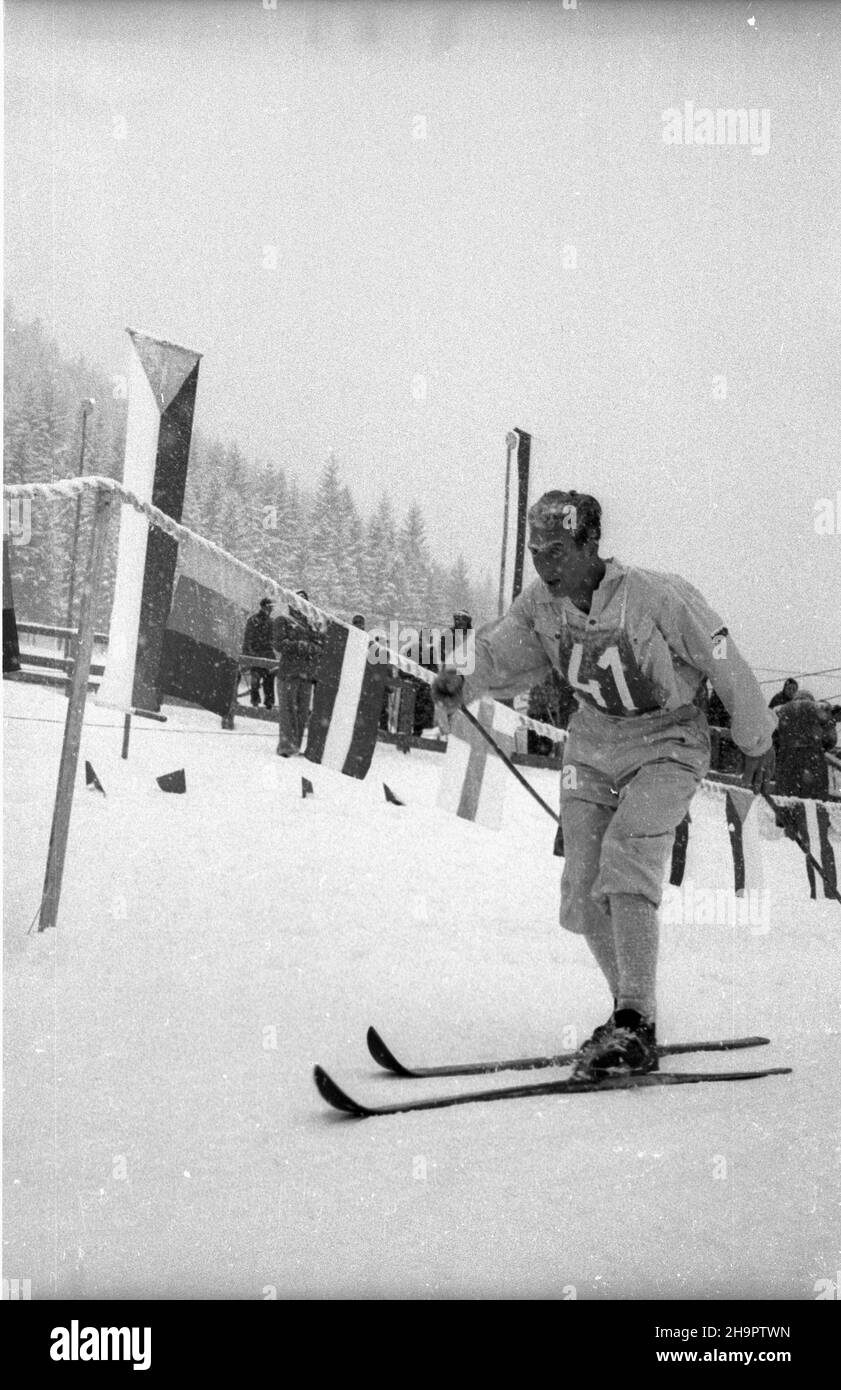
xmin=221 ymin=664 xmax=240 ymax=730
xmin=39 ymin=486 xmax=113 ymax=931
xmin=396 ymin=680 xmax=415 ymax=753
xmin=121 ymin=712 xmax=132 ymax=759
xmin=499 ymin=433 xmax=515 ymax=617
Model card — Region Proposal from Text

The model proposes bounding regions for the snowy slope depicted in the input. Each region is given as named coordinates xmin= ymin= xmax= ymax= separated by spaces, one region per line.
xmin=3 ymin=680 xmax=839 ymax=1299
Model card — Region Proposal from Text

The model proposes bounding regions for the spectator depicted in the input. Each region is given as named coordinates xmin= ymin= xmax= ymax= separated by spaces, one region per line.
xmin=697 ymin=679 xmax=740 ymax=772
xmin=273 ymin=590 xmax=325 ymax=757
xmin=774 ymin=690 xmax=837 ymax=799
xmin=769 ymin=677 xmax=799 ymax=710
xmin=351 ymin=613 xmax=366 ymax=630
xmin=434 ymin=610 xmax=473 ymax=671
xmin=409 ymin=621 xmax=439 ymax=736
xmin=243 ymin=598 xmax=276 ymax=710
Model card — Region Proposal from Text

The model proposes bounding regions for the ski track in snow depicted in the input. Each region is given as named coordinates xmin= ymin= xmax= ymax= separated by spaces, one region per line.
xmin=3 ymin=681 xmax=839 ymax=1299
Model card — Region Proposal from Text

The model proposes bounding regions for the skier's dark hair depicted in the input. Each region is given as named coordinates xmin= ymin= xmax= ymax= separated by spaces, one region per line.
xmin=530 ymin=490 xmax=602 ymax=547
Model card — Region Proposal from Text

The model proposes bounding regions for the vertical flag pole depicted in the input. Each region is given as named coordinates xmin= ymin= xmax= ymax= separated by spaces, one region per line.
xmin=39 ymin=485 xmax=113 ymax=931
xmin=499 ymin=432 xmax=517 ymax=617
xmin=121 ymin=712 xmax=132 ymax=759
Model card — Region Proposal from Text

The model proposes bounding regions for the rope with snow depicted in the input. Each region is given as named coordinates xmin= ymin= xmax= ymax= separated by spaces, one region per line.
xmin=8 ymin=478 xmax=839 ymax=826
xmin=3 ymin=476 xmax=567 ymax=745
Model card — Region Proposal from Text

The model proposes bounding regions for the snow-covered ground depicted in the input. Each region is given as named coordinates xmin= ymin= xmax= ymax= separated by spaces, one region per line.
xmin=3 ymin=680 xmax=839 ymax=1299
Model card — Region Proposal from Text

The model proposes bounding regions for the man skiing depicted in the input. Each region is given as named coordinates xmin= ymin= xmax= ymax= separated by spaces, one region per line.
xmin=432 ymin=490 xmax=776 ymax=1079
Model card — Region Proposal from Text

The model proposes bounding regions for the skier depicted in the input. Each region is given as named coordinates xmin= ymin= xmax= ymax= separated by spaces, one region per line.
xmin=432 ymin=490 xmax=776 ymax=1078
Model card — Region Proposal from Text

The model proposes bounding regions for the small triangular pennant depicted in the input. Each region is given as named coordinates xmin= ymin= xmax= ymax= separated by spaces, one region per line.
xmin=383 ymin=783 xmax=404 ymax=806
xmin=157 ymin=768 xmax=186 ymax=794
xmin=301 ymin=777 xmax=314 ymax=798
xmin=85 ymin=761 xmax=106 ymax=795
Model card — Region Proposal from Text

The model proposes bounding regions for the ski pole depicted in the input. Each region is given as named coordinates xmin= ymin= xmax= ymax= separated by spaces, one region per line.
xmin=759 ymin=787 xmax=841 ymax=907
xmin=459 ymin=705 xmax=561 ymax=825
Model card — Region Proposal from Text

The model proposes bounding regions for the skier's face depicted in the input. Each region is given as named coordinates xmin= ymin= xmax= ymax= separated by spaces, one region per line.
xmin=528 ymin=529 xmax=592 ymax=594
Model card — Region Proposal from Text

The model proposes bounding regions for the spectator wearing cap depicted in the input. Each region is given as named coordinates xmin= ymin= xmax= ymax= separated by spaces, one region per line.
xmin=243 ymin=598 xmax=276 ymax=709
xmin=272 ymin=590 xmax=326 ymax=756
xmin=769 ymin=678 xmax=799 ymax=710
xmin=774 ymin=690 xmax=837 ymax=799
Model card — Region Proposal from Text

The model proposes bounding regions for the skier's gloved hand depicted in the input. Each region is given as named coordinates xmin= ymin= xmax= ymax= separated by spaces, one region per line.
xmin=432 ymin=666 xmax=465 ymax=712
xmin=742 ymin=745 xmax=775 ymax=794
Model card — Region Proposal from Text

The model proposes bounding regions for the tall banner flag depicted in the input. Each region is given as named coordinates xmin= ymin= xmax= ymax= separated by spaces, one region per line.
xmin=97 ymin=330 xmax=202 ymax=712
xmin=499 ymin=429 xmax=531 ymax=615
xmin=499 ymin=429 xmax=571 ymax=613
xmin=499 ymin=427 xmax=608 ymax=615
xmin=437 ymin=699 xmax=518 ymax=830
xmin=305 ymin=622 xmax=388 ymax=779
xmin=157 ymin=538 xmax=268 ymax=717
xmin=3 ymin=536 xmax=21 ymax=673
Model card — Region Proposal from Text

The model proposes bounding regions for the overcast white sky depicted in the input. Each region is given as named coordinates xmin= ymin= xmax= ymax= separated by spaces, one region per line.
xmin=4 ymin=0 xmax=840 ymax=696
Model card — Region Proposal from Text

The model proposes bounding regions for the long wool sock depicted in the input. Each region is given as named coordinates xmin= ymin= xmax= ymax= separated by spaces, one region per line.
xmin=583 ymin=914 xmax=620 ymax=1003
xmin=610 ymin=892 xmax=659 ymax=1022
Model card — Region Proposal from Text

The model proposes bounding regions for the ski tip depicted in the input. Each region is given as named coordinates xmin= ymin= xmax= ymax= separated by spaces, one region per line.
xmin=313 ymin=1065 xmax=368 ymax=1117
xmin=366 ymin=1026 xmax=412 ymax=1076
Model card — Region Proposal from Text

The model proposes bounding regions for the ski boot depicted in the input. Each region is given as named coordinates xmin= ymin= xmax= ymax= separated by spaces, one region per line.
xmin=570 ymin=1005 xmax=617 ymax=1073
xmin=572 ymin=1008 xmax=659 ymax=1080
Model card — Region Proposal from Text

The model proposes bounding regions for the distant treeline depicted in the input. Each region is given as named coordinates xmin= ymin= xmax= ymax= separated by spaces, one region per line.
xmin=3 ymin=303 xmax=494 ymax=630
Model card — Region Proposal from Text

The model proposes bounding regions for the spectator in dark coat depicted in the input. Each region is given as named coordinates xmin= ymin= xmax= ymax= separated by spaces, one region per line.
xmin=243 ymin=598 xmax=276 ymax=709
xmin=774 ymin=691 xmax=837 ymax=799
xmin=769 ymin=678 xmax=799 ymax=710
xmin=272 ymin=591 xmax=325 ymax=756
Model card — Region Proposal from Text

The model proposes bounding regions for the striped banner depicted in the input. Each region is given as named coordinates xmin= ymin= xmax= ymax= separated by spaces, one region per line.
xmin=97 ymin=330 xmax=201 ymax=712
xmin=305 ymin=622 xmax=387 ymax=778
xmin=801 ymin=799 xmax=838 ymax=900
xmin=725 ymin=789 xmax=765 ymax=895
xmin=157 ymin=539 xmax=267 ymax=717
